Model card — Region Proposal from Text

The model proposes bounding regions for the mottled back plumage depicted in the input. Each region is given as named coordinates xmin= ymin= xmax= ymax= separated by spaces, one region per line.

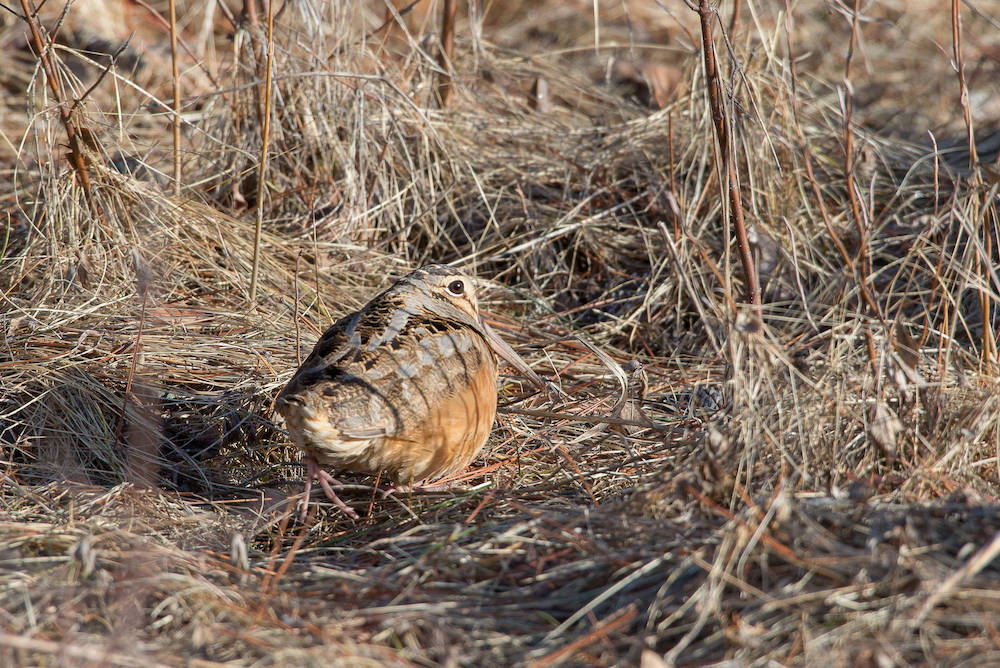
xmin=277 ymin=265 xmax=543 ymax=519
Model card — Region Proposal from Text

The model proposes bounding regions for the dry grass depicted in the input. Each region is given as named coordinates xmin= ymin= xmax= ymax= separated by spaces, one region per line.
xmin=2 ymin=0 xmax=1000 ymax=665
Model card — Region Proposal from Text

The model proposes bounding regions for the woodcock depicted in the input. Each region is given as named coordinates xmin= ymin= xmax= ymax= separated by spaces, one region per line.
xmin=277 ymin=265 xmax=545 ymax=519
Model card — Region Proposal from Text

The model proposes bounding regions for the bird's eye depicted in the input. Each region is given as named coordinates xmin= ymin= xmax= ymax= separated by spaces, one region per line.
xmin=446 ymin=280 xmax=465 ymax=297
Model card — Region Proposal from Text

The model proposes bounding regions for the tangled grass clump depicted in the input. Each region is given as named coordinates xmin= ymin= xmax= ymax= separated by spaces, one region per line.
xmin=2 ymin=0 xmax=1000 ymax=665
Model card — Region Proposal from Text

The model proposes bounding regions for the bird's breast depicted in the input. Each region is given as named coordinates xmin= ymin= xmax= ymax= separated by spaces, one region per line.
xmin=376 ymin=351 xmax=500 ymax=482
xmin=284 ymin=319 xmax=501 ymax=482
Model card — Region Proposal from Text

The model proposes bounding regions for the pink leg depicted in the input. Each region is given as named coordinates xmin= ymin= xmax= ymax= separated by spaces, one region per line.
xmin=300 ymin=470 xmax=314 ymax=521
xmin=300 ymin=456 xmax=359 ymax=520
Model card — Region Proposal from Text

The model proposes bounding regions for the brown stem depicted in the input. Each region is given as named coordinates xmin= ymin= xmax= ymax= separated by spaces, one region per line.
xmin=436 ymin=0 xmax=457 ymax=107
xmin=248 ymin=0 xmax=275 ymax=302
xmin=293 ymin=250 xmax=302 ymax=367
xmin=951 ymin=0 xmax=979 ymax=177
xmin=696 ymin=0 xmax=761 ymax=312
xmin=982 ymin=213 xmax=997 ymax=370
xmin=242 ymin=0 xmax=259 ymax=27
xmin=952 ymin=0 xmax=992 ymax=369
xmin=668 ymin=111 xmax=679 ymax=241
xmin=168 ymin=0 xmax=182 ymax=196
xmin=728 ymin=0 xmax=741 ymax=36
xmin=18 ymin=0 xmax=94 ymax=210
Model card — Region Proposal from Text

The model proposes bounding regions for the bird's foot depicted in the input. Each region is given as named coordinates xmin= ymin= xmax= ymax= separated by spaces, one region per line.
xmin=300 ymin=456 xmax=359 ymax=521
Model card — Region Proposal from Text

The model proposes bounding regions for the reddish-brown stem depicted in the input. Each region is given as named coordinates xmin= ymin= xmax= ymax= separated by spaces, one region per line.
xmin=695 ymin=0 xmax=761 ymax=312
xmin=728 ymin=0 xmax=741 ymax=35
xmin=437 ymin=0 xmax=457 ymax=106
xmin=526 ymin=606 xmax=638 ymax=668
xmin=242 ymin=0 xmax=259 ymax=27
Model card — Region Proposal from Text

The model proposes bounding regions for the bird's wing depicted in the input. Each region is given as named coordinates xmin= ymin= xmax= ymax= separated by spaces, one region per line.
xmin=278 ymin=310 xmax=494 ymax=441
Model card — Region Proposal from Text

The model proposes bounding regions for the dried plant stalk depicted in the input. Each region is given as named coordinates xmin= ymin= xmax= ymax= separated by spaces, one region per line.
xmin=694 ymin=0 xmax=760 ymax=313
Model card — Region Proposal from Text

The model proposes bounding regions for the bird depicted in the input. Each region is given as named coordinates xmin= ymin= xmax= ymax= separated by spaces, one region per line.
xmin=276 ymin=264 xmax=545 ymax=519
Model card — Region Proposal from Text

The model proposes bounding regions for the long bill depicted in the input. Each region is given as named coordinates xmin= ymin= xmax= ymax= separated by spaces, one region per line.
xmin=479 ymin=317 xmax=546 ymax=390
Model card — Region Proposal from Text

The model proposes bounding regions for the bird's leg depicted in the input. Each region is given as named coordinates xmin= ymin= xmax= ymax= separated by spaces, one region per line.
xmin=299 ymin=469 xmax=314 ymax=521
xmin=300 ymin=456 xmax=359 ymax=520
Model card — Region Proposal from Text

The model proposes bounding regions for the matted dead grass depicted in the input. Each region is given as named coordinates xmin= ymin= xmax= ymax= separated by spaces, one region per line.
xmin=2 ymin=0 xmax=1000 ymax=665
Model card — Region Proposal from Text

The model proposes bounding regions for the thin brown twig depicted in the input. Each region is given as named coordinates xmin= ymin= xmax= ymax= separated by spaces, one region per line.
xmin=71 ymin=38 xmax=131 ymax=110
xmin=556 ymin=443 xmax=598 ymax=506
xmin=842 ymin=1 xmax=887 ymax=388
xmin=500 ymin=405 xmax=672 ymax=432
xmin=266 ymin=507 xmax=314 ymax=596
xmin=526 ymin=605 xmax=638 ymax=668
xmin=463 ymin=484 xmax=500 ymax=524
xmin=979 ymin=214 xmax=997 ymax=372
xmin=127 ymin=0 xmax=223 ymax=89
xmin=18 ymin=0 xmax=94 ymax=210
xmin=258 ymin=497 xmax=294 ymax=595
xmin=843 ymin=0 xmax=869 ymax=277
xmin=214 ymin=0 xmax=237 ymax=30
xmin=839 ymin=0 xmax=886 ymax=378
xmin=353 ymin=0 xmax=425 ymax=46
